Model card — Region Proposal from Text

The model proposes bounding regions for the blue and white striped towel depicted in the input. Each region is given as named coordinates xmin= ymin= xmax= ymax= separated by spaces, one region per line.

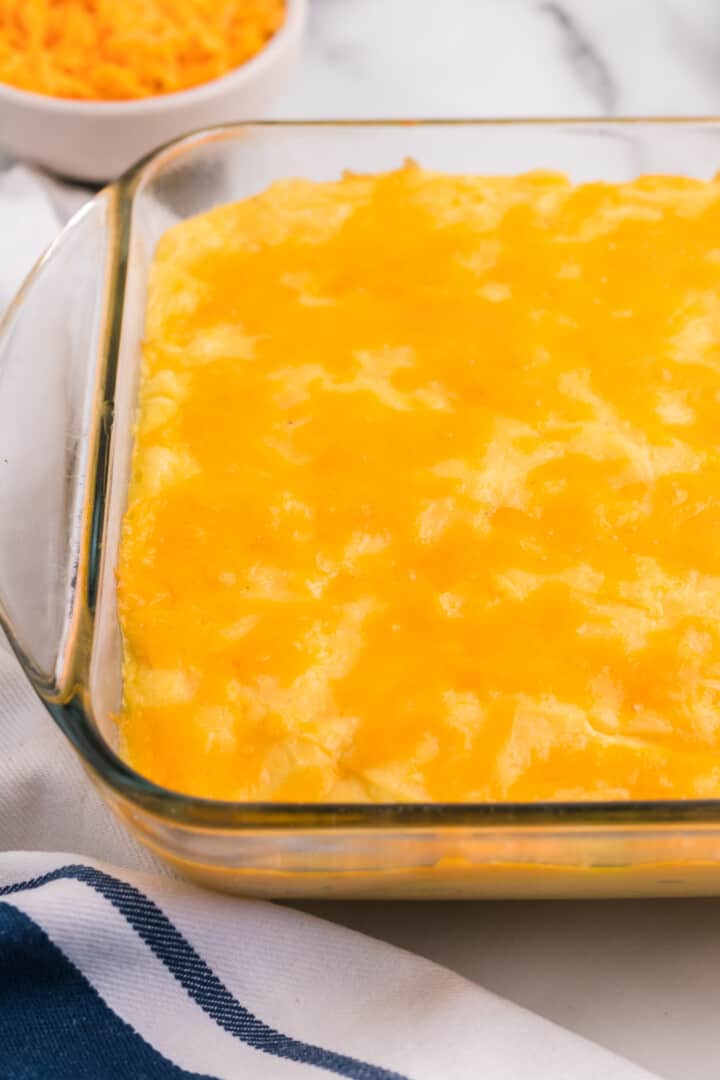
xmin=0 ymin=851 xmax=658 ymax=1080
xmin=0 ymin=167 xmax=661 ymax=1080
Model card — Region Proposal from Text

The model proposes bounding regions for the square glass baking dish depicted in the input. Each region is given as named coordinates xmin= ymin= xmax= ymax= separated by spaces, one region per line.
xmin=5 ymin=119 xmax=720 ymax=899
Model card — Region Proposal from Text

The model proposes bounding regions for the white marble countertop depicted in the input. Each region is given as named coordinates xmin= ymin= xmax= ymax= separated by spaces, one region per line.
xmin=273 ymin=4 xmax=720 ymax=1079
xmin=273 ymin=0 xmax=720 ymax=121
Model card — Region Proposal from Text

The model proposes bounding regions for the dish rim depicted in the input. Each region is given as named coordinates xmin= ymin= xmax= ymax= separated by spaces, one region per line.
xmin=8 ymin=115 xmax=720 ymax=832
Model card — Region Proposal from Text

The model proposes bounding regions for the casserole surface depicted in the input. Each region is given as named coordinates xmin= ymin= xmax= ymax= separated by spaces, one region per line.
xmin=119 ymin=163 xmax=720 ymax=804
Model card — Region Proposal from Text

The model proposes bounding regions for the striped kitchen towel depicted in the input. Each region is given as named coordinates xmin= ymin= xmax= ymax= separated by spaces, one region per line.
xmin=0 ymin=851 xmax=659 ymax=1080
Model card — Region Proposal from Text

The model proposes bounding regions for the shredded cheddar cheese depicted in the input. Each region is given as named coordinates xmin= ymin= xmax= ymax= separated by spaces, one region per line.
xmin=0 ymin=0 xmax=285 ymax=101
xmin=119 ymin=164 xmax=720 ymax=803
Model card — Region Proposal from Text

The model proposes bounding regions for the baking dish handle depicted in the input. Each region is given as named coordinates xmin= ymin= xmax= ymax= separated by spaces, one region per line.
xmin=0 ymin=189 xmax=117 ymax=699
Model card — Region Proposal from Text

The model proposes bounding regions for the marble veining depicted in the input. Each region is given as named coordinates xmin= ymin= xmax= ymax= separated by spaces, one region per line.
xmin=271 ymin=0 xmax=720 ymax=120
xmin=541 ymin=2 xmax=618 ymax=113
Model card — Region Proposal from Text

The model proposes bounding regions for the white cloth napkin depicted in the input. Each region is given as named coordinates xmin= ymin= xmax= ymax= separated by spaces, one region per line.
xmin=0 ymin=165 xmax=660 ymax=1080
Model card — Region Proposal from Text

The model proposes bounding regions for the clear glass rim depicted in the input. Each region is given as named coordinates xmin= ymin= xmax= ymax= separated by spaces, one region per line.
xmin=18 ymin=118 xmax=720 ymax=831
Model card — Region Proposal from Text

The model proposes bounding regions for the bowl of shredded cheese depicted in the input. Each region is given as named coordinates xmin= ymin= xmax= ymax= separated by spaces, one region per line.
xmin=0 ymin=0 xmax=306 ymax=181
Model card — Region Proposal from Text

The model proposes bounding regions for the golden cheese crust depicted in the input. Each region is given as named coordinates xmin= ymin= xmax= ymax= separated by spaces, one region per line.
xmin=118 ymin=164 xmax=720 ymax=802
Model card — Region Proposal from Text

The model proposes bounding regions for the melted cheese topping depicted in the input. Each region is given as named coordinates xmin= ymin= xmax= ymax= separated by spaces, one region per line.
xmin=118 ymin=165 xmax=720 ymax=802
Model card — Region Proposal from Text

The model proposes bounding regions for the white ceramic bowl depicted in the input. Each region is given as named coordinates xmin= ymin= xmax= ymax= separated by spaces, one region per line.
xmin=0 ymin=0 xmax=306 ymax=183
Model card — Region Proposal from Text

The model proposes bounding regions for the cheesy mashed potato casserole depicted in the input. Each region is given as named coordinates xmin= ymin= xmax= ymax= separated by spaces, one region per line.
xmin=118 ymin=164 xmax=720 ymax=802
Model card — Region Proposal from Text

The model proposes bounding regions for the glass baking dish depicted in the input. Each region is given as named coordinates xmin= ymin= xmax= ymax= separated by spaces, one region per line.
xmin=5 ymin=119 xmax=720 ymax=899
